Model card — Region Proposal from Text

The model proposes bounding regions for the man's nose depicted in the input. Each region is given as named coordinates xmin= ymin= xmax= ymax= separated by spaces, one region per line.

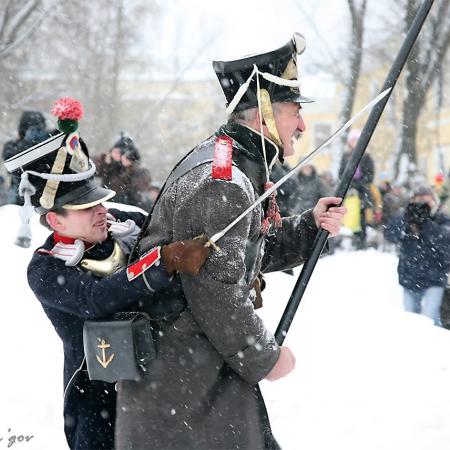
xmin=298 ymin=114 xmax=306 ymax=133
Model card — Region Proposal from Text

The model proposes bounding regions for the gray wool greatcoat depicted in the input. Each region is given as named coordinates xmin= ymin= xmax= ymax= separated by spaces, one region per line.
xmin=115 ymin=123 xmax=320 ymax=450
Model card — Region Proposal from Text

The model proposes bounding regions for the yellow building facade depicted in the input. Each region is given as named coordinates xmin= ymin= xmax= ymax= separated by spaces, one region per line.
xmin=287 ymin=65 xmax=450 ymax=186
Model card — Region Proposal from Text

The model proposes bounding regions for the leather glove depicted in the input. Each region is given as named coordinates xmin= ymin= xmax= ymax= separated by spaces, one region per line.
xmin=51 ymin=239 xmax=85 ymax=267
xmin=161 ymin=235 xmax=211 ymax=276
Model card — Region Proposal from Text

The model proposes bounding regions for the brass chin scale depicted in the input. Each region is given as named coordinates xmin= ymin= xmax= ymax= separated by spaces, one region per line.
xmin=80 ymin=241 xmax=127 ymax=277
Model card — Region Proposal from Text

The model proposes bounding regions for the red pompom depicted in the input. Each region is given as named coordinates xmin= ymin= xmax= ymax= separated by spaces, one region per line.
xmin=51 ymin=97 xmax=84 ymax=121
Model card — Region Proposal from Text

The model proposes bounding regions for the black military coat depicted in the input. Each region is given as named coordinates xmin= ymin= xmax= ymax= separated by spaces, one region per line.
xmin=27 ymin=209 xmax=171 ymax=450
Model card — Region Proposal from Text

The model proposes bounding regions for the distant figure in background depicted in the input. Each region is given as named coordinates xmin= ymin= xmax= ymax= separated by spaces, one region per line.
xmin=94 ymin=133 xmax=130 ymax=193
xmin=366 ymin=183 xmax=383 ymax=226
xmin=381 ymin=182 xmax=408 ymax=228
xmin=378 ymin=172 xmax=392 ymax=198
xmin=384 ymin=186 xmax=450 ymax=326
xmin=119 ymin=146 xmax=153 ymax=211
xmin=95 ymin=134 xmax=152 ymax=210
xmin=289 ymin=163 xmax=330 ymax=214
xmin=339 ymin=129 xmax=375 ymax=249
xmin=2 ymin=111 xmax=52 ymax=204
xmin=440 ymin=205 xmax=450 ymax=330
xmin=342 ymin=188 xmax=362 ymax=237
xmin=320 ymin=170 xmax=336 ymax=194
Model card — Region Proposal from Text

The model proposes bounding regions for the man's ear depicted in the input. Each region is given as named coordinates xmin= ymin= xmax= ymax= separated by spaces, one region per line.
xmin=46 ymin=211 xmax=64 ymax=232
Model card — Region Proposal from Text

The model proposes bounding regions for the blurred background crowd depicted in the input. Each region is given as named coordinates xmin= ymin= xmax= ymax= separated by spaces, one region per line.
xmin=3 ymin=107 xmax=450 ymax=330
xmin=2 ymin=108 xmax=449 ymax=251
xmin=1 ymin=0 xmax=450 ymax=329
xmin=1 ymin=110 xmax=160 ymax=211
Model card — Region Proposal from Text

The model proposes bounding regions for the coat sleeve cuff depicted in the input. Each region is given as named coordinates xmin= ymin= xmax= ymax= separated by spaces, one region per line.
xmin=301 ymin=209 xmax=330 ymax=252
xmin=301 ymin=209 xmax=319 ymax=234
xmin=225 ymin=332 xmax=280 ymax=385
xmin=139 ymin=264 xmax=172 ymax=293
xmin=127 ymin=245 xmax=172 ymax=293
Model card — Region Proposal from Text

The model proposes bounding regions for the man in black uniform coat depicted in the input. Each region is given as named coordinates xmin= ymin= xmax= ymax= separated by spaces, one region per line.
xmin=4 ymin=98 xmax=210 ymax=450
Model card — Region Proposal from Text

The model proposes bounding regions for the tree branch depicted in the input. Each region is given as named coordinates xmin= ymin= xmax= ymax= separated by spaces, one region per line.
xmin=6 ymin=0 xmax=41 ymax=45
xmin=292 ymin=0 xmax=347 ymax=84
xmin=0 ymin=0 xmax=60 ymax=58
xmin=421 ymin=24 xmax=450 ymax=94
xmin=347 ymin=0 xmax=356 ymax=21
xmin=0 ymin=0 xmax=14 ymax=43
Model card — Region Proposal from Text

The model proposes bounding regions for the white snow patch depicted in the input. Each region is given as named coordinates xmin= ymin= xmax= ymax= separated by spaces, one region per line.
xmin=1 ymin=205 xmax=450 ymax=449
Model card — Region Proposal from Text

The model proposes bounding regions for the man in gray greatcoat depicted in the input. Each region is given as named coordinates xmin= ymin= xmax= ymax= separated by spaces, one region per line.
xmin=116 ymin=32 xmax=346 ymax=450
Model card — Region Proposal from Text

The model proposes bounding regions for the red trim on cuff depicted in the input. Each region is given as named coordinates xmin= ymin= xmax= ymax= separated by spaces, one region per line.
xmin=126 ymin=246 xmax=161 ymax=281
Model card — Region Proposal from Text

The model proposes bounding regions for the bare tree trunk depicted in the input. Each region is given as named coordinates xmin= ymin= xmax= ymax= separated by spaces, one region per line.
xmin=400 ymin=95 xmax=422 ymax=165
xmin=396 ymin=0 xmax=422 ymax=173
xmin=341 ymin=1 xmax=367 ymax=117
xmin=337 ymin=0 xmax=367 ymax=162
xmin=395 ymin=0 xmax=450 ymax=176
xmin=0 ymin=0 xmax=45 ymax=135
xmin=110 ymin=0 xmax=124 ymax=134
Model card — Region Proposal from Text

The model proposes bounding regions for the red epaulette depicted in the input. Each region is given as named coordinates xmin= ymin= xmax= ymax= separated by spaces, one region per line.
xmin=126 ymin=246 xmax=161 ymax=281
xmin=212 ymin=135 xmax=233 ymax=181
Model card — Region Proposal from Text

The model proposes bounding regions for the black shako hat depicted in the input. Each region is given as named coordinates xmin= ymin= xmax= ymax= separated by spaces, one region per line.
xmin=213 ymin=32 xmax=313 ymax=113
xmin=4 ymin=98 xmax=115 ymax=215
xmin=4 ymin=97 xmax=115 ymax=247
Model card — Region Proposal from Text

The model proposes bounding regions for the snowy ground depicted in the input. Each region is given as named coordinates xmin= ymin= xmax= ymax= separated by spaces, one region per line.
xmin=1 ymin=204 xmax=450 ymax=450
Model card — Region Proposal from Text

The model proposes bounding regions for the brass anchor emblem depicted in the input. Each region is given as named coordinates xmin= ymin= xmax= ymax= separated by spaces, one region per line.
xmin=96 ymin=339 xmax=115 ymax=369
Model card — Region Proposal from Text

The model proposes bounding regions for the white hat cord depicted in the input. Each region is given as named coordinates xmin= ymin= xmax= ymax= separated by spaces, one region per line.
xmin=225 ymin=67 xmax=302 ymax=116
xmin=25 ymin=160 xmax=96 ymax=182
xmin=225 ymin=65 xmax=258 ymax=115
xmin=259 ymin=71 xmax=302 ymax=88
xmin=15 ymin=172 xmax=37 ymax=248
xmin=255 ymin=66 xmax=271 ymax=184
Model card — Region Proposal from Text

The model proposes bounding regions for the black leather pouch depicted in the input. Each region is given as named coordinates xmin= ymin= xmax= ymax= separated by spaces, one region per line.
xmin=83 ymin=312 xmax=156 ymax=382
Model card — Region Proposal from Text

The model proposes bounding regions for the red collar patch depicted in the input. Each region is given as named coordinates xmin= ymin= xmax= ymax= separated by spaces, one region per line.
xmin=52 ymin=232 xmax=94 ymax=251
xmin=212 ymin=135 xmax=233 ymax=181
xmin=53 ymin=232 xmax=77 ymax=245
